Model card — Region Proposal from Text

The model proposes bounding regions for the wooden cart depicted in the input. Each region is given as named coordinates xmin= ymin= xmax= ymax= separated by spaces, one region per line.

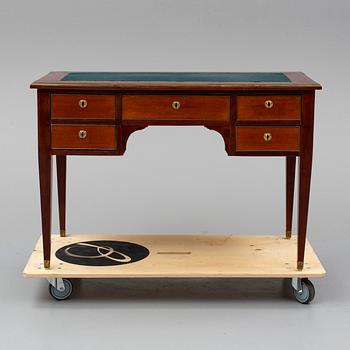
xmin=23 ymin=234 xmax=325 ymax=303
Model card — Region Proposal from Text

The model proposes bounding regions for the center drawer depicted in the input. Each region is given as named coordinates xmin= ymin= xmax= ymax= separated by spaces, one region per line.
xmin=51 ymin=125 xmax=116 ymax=150
xmin=122 ymin=95 xmax=230 ymax=121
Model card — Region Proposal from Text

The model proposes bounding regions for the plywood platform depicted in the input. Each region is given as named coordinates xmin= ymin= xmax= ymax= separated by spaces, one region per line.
xmin=23 ymin=234 xmax=326 ymax=279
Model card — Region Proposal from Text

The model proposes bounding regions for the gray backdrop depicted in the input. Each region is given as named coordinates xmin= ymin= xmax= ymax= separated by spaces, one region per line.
xmin=1 ymin=0 xmax=349 ymax=349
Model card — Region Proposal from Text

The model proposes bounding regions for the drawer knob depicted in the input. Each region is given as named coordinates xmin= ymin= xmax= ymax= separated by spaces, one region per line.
xmin=78 ymin=130 xmax=87 ymax=139
xmin=172 ymin=101 xmax=181 ymax=110
xmin=263 ymin=132 xmax=272 ymax=142
xmin=79 ymin=99 xmax=88 ymax=108
xmin=264 ymin=100 xmax=273 ymax=109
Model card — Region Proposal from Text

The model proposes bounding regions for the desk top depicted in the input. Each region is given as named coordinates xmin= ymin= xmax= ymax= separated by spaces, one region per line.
xmin=31 ymin=71 xmax=321 ymax=91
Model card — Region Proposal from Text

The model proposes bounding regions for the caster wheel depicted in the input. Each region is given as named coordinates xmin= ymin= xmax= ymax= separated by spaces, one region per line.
xmin=49 ymin=278 xmax=73 ymax=301
xmin=293 ymin=278 xmax=315 ymax=304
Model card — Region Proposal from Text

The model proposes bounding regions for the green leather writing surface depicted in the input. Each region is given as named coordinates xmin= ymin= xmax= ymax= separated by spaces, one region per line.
xmin=62 ymin=72 xmax=290 ymax=83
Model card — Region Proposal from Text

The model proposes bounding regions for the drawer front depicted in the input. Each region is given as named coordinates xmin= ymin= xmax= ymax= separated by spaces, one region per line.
xmin=236 ymin=127 xmax=299 ymax=151
xmin=122 ymin=95 xmax=230 ymax=121
xmin=51 ymin=94 xmax=115 ymax=119
xmin=51 ymin=125 xmax=116 ymax=149
xmin=237 ymin=95 xmax=301 ymax=120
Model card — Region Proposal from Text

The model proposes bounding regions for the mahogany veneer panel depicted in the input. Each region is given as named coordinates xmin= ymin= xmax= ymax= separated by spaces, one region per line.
xmin=237 ymin=95 xmax=301 ymax=120
xmin=51 ymin=125 xmax=116 ymax=150
xmin=51 ymin=94 xmax=115 ymax=119
xmin=236 ymin=126 xmax=300 ymax=152
xmin=122 ymin=95 xmax=230 ymax=121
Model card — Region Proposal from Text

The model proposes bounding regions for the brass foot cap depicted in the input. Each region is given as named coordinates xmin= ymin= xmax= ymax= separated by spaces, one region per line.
xmin=60 ymin=229 xmax=66 ymax=237
xmin=297 ymin=261 xmax=304 ymax=270
xmin=44 ymin=260 xmax=50 ymax=269
xmin=286 ymin=230 xmax=292 ymax=239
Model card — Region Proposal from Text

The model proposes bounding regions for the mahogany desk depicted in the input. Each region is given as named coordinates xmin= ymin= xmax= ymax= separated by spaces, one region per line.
xmin=30 ymin=72 xmax=321 ymax=274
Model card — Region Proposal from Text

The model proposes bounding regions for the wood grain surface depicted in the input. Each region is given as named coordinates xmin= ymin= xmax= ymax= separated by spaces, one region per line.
xmin=23 ymin=234 xmax=326 ymax=278
xmin=51 ymin=125 xmax=116 ymax=149
xmin=51 ymin=94 xmax=115 ymax=119
xmin=122 ymin=95 xmax=230 ymax=121
xmin=237 ymin=95 xmax=301 ymax=120
xmin=236 ymin=126 xmax=300 ymax=152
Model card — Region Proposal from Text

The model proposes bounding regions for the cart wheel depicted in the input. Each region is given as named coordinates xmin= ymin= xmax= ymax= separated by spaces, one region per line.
xmin=293 ymin=278 xmax=315 ymax=304
xmin=49 ymin=278 xmax=73 ymax=301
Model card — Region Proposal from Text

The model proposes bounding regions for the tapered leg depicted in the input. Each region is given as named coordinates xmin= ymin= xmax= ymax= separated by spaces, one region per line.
xmin=56 ymin=155 xmax=66 ymax=237
xmin=38 ymin=91 xmax=52 ymax=268
xmin=39 ymin=152 xmax=52 ymax=268
xmin=286 ymin=156 xmax=296 ymax=239
xmin=297 ymin=155 xmax=312 ymax=270
xmin=297 ymin=92 xmax=315 ymax=270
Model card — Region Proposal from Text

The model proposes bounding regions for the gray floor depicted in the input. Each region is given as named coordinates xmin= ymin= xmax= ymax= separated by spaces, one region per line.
xmin=3 ymin=261 xmax=349 ymax=349
xmin=1 ymin=1 xmax=350 ymax=349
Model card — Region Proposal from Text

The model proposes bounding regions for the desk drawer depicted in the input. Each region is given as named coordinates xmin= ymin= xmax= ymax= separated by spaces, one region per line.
xmin=51 ymin=125 xmax=116 ymax=149
xmin=51 ymin=94 xmax=115 ymax=119
xmin=236 ymin=127 xmax=299 ymax=151
xmin=237 ymin=95 xmax=301 ymax=120
xmin=122 ymin=95 xmax=230 ymax=121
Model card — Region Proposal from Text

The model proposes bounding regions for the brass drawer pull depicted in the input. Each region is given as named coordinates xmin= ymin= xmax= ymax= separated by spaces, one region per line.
xmin=172 ymin=101 xmax=181 ymax=110
xmin=263 ymin=132 xmax=272 ymax=141
xmin=264 ymin=100 xmax=273 ymax=109
xmin=79 ymin=99 xmax=88 ymax=108
xmin=78 ymin=130 xmax=87 ymax=139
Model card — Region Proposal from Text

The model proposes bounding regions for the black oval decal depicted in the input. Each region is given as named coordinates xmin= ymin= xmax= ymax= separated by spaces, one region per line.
xmin=55 ymin=240 xmax=149 ymax=266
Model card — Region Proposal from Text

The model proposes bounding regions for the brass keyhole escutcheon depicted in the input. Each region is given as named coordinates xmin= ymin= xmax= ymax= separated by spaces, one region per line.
xmin=79 ymin=99 xmax=88 ymax=108
xmin=172 ymin=101 xmax=181 ymax=110
xmin=78 ymin=130 xmax=87 ymax=139
xmin=263 ymin=132 xmax=272 ymax=142
xmin=264 ymin=100 xmax=273 ymax=109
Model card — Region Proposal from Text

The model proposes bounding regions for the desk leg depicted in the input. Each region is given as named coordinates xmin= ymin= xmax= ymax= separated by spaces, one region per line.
xmin=38 ymin=91 xmax=52 ymax=269
xmin=286 ymin=156 xmax=296 ymax=239
xmin=297 ymin=92 xmax=315 ymax=271
xmin=56 ymin=155 xmax=66 ymax=237
xmin=39 ymin=152 xmax=52 ymax=269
